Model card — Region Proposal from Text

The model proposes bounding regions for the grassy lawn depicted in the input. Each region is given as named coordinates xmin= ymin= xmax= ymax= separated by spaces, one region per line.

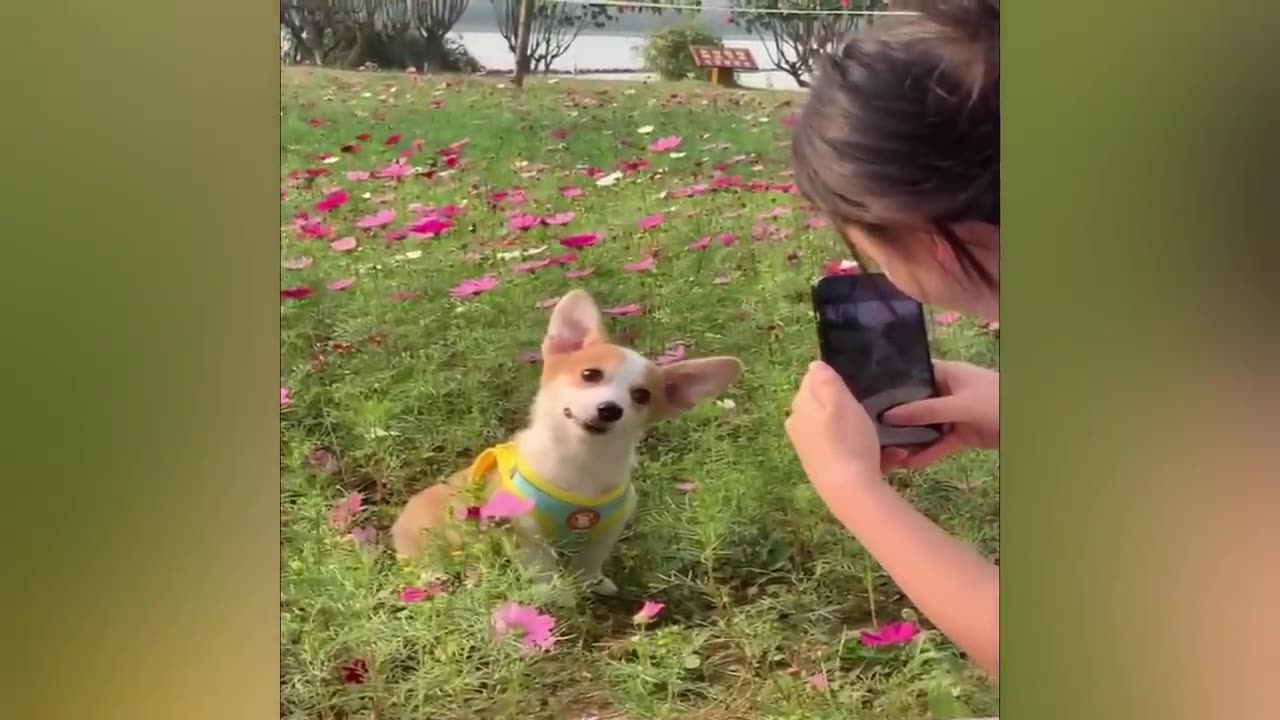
xmin=280 ymin=67 xmax=999 ymax=720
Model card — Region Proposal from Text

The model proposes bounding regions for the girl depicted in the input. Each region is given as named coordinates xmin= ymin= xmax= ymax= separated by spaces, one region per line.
xmin=785 ymin=0 xmax=1001 ymax=678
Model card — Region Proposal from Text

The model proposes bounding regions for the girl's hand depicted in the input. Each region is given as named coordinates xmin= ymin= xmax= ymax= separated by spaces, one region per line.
xmin=785 ymin=362 xmax=883 ymax=503
xmin=881 ymin=360 xmax=999 ymax=470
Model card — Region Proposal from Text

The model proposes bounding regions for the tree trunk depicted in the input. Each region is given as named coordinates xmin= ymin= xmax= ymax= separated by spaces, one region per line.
xmin=512 ymin=0 xmax=536 ymax=87
xmin=422 ymin=33 xmax=449 ymax=72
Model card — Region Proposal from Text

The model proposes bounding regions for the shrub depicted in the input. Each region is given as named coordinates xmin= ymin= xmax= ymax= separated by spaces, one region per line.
xmin=642 ymin=23 xmax=723 ymax=81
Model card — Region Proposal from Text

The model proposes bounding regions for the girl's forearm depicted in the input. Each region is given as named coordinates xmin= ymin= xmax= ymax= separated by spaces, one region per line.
xmin=827 ymin=473 xmax=1000 ymax=678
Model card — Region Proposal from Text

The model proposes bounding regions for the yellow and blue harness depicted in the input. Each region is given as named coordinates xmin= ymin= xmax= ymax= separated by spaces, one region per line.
xmin=468 ymin=442 xmax=635 ymax=549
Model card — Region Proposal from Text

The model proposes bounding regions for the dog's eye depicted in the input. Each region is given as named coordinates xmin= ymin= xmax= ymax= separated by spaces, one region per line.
xmin=581 ymin=368 xmax=603 ymax=383
xmin=630 ymin=387 xmax=651 ymax=405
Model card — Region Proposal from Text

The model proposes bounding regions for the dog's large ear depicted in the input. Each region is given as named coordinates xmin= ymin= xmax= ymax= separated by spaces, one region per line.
xmin=660 ymin=357 xmax=743 ymax=416
xmin=543 ymin=289 xmax=606 ymax=356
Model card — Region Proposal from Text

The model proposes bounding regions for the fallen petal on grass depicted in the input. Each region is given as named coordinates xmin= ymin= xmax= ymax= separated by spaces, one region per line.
xmin=449 ymin=276 xmax=499 ymax=299
xmin=492 ymin=602 xmax=557 ymax=653
xmin=859 ymin=621 xmax=919 ymax=647
xmin=632 ymin=600 xmax=665 ymax=625
xmin=602 ymin=303 xmax=643 ymax=317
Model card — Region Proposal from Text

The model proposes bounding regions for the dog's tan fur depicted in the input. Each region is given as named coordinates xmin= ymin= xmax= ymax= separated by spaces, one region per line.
xmin=390 ymin=289 xmax=742 ymax=592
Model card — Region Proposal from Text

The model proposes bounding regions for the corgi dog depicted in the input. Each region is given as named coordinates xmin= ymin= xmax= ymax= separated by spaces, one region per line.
xmin=391 ymin=289 xmax=742 ymax=594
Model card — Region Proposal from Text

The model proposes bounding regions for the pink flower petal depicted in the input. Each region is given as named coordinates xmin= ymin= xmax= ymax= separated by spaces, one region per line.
xmin=603 ymin=303 xmax=643 ymax=317
xmin=934 ymin=311 xmax=963 ymax=326
xmin=674 ymin=481 xmax=697 ymax=493
xmin=327 ymin=277 xmax=355 ymax=291
xmin=654 ymin=342 xmax=687 ymax=366
xmin=349 ymin=526 xmax=377 ymax=546
xmin=637 ymin=214 xmax=665 ymax=231
xmin=543 ymin=211 xmax=576 ymax=226
xmin=330 ymin=236 xmax=357 ymax=252
xmin=632 ymin=600 xmax=665 ymax=624
xmin=328 ymin=492 xmax=362 ymax=531
xmin=283 ymin=256 xmax=313 ymax=270
xmin=559 ymin=186 xmax=585 ymax=199
xmin=356 ymin=209 xmax=396 ymax=230
xmin=399 ymin=583 xmax=446 ymax=603
xmin=718 ymin=232 xmax=737 ymax=247
xmin=479 ymin=490 xmax=534 ymax=520
xmin=688 ymin=236 xmax=711 ymax=251
xmin=346 ymin=170 xmax=371 ymax=182
xmin=859 ymin=621 xmax=919 ymax=648
xmin=280 ymin=386 xmax=291 ymax=407
xmin=564 ymin=268 xmax=593 ymax=279
xmin=449 ymin=275 xmax=499 ymax=299
xmin=808 ymin=672 xmax=830 ymax=691
xmin=492 ymin=602 xmax=557 ymax=653
xmin=315 ymin=190 xmax=350 ymax=213
xmin=509 ymin=213 xmax=542 ymax=232
xmin=560 ymin=232 xmax=601 ymax=250
xmin=281 ymin=286 xmax=313 ymax=300
xmin=647 ymin=135 xmax=683 ymax=153
xmin=512 ymin=258 xmax=553 ymax=274
xmin=408 ymin=217 xmax=452 ymax=237
xmin=623 ymin=255 xmax=656 ymax=273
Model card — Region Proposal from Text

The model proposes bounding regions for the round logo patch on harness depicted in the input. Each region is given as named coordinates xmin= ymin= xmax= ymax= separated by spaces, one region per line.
xmin=566 ymin=508 xmax=601 ymax=531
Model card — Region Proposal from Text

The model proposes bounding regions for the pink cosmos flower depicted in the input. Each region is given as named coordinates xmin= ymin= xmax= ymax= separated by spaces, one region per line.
xmin=560 ymin=232 xmax=601 ymax=250
xmin=283 ymin=257 xmax=313 ymax=270
xmin=327 ymin=277 xmax=355 ymax=291
xmin=859 ymin=621 xmax=919 ymax=647
xmin=688 ymin=236 xmax=712 ymax=251
xmin=623 ymin=255 xmax=656 ymax=273
xmin=648 ymin=135 xmax=682 ymax=153
xmin=346 ymin=170 xmax=371 ymax=182
xmin=543 ymin=211 xmax=575 ymax=226
xmin=479 ymin=490 xmax=534 ymax=520
xmin=564 ymin=268 xmax=593 ymax=279
xmin=280 ymin=386 xmax=291 ymax=407
xmin=373 ymin=159 xmax=411 ymax=179
xmin=356 ymin=209 xmax=396 ymax=230
xmin=449 ymin=275 xmax=499 ymax=299
xmin=718 ymin=232 xmax=737 ymax=246
xmin=328 ymin=492 xmax=362 ymax=531
xmin=491 ymin=602 xmax=557 ymax=653
xmin=315 ymin=190 xmax=349 ymax=213
xmin=603 ymin=303 xmax=643 ymax=317
xmin=399 ymin=584 xmax=446 ymax=603
xmin=654 ymin=342 xmax=687 ymax=366
xmin=509 ymin=213 xmax=541 ymax=232
xmin=330 ymin=237 xmax=357 ymax=252
xmin=934 ymin=311 xmax=963 ymax=326
xmin=637 ymin=214 xmax=665 ymax=231
xmin=408 ymin=217 xmax=452 ymax=237
xmin=547 ymin=252 xmax=577 ymax=266
xmin=281 ymin=286 xmax=313 ymax=300
xmin=298 ymin=220 xmax=335 ymax=240
xmin=632 ymin=600 xmax=665 ymax=625
xmin=559 ymin=186 xmax=585 ymax=199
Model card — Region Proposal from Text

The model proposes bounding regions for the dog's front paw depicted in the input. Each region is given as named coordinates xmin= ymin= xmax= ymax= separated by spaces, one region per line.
xmin=589 ymin=576 xmax=618 ymax=596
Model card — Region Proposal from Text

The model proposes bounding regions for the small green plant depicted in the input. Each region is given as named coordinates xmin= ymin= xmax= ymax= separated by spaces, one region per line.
xmin=642 ymin=23 xmax=724 ymax=81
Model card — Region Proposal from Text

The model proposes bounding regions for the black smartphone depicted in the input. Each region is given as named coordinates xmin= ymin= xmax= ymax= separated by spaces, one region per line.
xmin=811 ymin=273 xmax=943 ymax=448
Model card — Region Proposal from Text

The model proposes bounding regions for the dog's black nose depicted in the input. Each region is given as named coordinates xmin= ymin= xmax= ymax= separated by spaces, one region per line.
xmin=596 ymin=401 xmax=624 ymax=423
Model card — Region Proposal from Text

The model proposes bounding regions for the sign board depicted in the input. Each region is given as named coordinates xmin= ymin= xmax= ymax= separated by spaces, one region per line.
xmin=689 ymin=46 xmax=759 ymax=71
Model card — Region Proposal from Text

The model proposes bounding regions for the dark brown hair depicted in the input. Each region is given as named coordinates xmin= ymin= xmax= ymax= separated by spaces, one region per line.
xmin=791 ymin=0 xmax=999 ymax=285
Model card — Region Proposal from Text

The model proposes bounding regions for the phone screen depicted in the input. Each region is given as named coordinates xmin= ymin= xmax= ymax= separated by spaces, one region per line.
xmin=813 ymin=274 xmax=942 ymax=448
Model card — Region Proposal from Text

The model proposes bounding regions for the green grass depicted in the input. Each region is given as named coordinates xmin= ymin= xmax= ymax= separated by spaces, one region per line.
xmin=280 ymin=67 xmax=1000 ymax=720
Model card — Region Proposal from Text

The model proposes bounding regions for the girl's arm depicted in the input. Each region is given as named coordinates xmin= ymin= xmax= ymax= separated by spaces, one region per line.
xmin=830 ymin=473 xmax=999 ymax=679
